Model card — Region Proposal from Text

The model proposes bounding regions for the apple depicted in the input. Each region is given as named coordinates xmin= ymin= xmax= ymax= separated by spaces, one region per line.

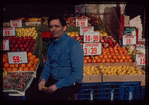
xmin=12 ymin=48 xmax=16 ymax=51
xmin=26 ymin=48 xmax=30 ymax=52
xmin=24 ymin=43 xmax=28 ymax=48
xmin=16 ymin=48 xmax=20 ymax=51
xmin=14 ymin=44 xmax=18 ymax=48
xmin=21 ymin=48 xmax=25 ymax=51
xmin=17 ymin=40 xmax=22 ymax=44
xmin=12 ymin=40 xmax=16 ymax=44
xmin=19 ymin=44 xmax=23 ymax=48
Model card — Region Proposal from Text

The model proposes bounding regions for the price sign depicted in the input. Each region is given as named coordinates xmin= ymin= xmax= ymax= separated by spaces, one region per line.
xmin=123 ymin=35 xmax=136 ymax=45
xmin=84 ymin=32 xmax=100 ymax=42
xmin=80 ymin=26 xmax=94 ymax=35
xmin=8 ymin=51 xmax=28 ymax=64
xmin=10 ymin=20 xmax=22 ymax=27
xmin=3 ymin=27 xmax=15 ymax=36
xmin=83 ymin=43 xmax=102 ymax=55
xmin=3 ymin=40 xmax=9 ymax=51
xmin=75 ymin=5 xmax=85 ymax=13
xmin=76 ymin=19 xmax=88 ymax=27
xmin=136 ymin=54 xmax=145 ymax=65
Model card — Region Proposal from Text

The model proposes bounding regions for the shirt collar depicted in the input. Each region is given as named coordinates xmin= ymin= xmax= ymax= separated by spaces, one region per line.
xmin=53 ymin=32 xmax=67 ymax=44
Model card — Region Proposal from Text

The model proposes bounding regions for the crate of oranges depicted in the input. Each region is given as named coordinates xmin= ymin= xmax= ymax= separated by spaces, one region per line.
xmin=3 ymin=52 xmax=40 ymax=77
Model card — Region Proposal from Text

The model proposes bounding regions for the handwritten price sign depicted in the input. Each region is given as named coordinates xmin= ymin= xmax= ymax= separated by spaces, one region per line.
xmin=8 ymin=51 xmax=28 ymax=64
xmin=3 ymin=40 xmax=9 ymax=51
xmin=84 ymin=32 xmax=100 ymax=42
xmin=3 ymin=27 xmax=15 ymax=36
xmin=76 ymin=19 xmax=88 ymax=27
xmin=136 ymin=54 xmax=145 ymax=65
xmin=75 ymin=5 xmax=85 ymax=13
xmin=123 ymin=35 xmax=136 ymax=45
xmin=80 ymin=26 xmax=94 ymax=35
xmin=83 ymin=43 xmax=102 ymax=55
xmin=10 ymin=20 xmax=22 ymax=27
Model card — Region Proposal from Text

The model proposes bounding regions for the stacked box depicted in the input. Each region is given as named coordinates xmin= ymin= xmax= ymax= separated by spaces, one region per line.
xmin=77 ymin=83 xmax=100 ymax=100
xmin=99 ymin=82 xmax=120 ymax=100
xmin=119 ymin=82 xmax=140 ymax=100
xmin=139 ymin=86 xmax=145 ymax=100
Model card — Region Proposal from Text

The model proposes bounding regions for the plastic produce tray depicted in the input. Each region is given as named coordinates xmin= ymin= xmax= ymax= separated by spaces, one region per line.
xmin=77 ymin=83 xmax=100 ymax=100
xmin=119 ymin=82 xmax=140 ymax=100
xmin=99 ymin=82 xmax=120 ymax=100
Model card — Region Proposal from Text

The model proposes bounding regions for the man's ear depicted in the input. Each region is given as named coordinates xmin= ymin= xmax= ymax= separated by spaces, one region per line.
xmin=63 ymin=25 xmax=67 ymax=32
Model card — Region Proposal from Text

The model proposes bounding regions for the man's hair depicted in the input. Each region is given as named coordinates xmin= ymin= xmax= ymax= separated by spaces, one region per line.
xmin=48 ymin=14 xmax=67 ymax=27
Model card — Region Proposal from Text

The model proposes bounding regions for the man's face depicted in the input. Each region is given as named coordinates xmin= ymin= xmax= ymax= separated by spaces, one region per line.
xmin=49 ymin=19 xmax=66 ymax=40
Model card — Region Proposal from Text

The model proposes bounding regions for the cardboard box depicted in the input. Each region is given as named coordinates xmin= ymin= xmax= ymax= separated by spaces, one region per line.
xmin=82 ymin=75 xmax=102 ymax=83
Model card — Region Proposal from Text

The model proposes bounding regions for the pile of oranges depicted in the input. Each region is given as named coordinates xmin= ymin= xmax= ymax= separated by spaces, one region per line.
xmin=84 ymin=47 xmax=133 ymax=63
xmin=3 ymin=52 xmax=39 ymax=72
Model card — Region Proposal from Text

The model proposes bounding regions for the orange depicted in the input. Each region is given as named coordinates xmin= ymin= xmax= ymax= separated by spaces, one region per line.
xmin=29 ymin=60 xmax=34 ymax=65
xmin=24 ymin=67 xmax=29 ymax=71
xmin=115 ymin=59 xmax=119 ymax=62
xmin=93 ymin=59 xmax=97 ymax=63
xmin=128 ymin=59 xmax=132 ymax=62
xmin=9 ymin=64 xmax=15 ymax=68
xmin=32 ymin=55 xmax=36 ymax=59
xmin=126 ymin=55 xmax=130 ymax=60
xmin=20 ymin=64 xmax=26 ymax=68
xmin=99 ymin=55 xmax=103 ymax=59
xmin=3 ymin=57 xmax=8 ymax=63
xmin=124 ymin=59 xmax=128 ymax=62
xmin=110 ymin=59 xmax=115 ymax=63
xmin=119 ymin=59 xmax=123 ymax=62
xmin=15 ymin=64 xmax=18 ymax=68
xmin=30 ymin=67 xmax=35 ymax=71
xmin=101 ymin=58 xmax=106 ymax=63
xmin=108 ymin=55 xmax=112 ymax=59
xmin=34 ymin=58 xmax=40 ymax=63
xmin=7 ymin=67 xmax=12 ymax=72
xmin=3 ymin=54 xmax=8 ymax=58
xmin=106 ymin=58 xmax=110 ymax=63
xmin=27 ymin=63 xmax=32 ymax=68
xmin=27 ymin=52 xmax=33 ymax=57
xmin=121 ymin=55 xmax=126 ymax=60
xmin=12 ymin=67 xmax=18 ymax=71
xmin=113 ymin=55 xmax=117 ymax=60
xmin=4 ymin=63 xmax=9 ymax=68
xmin=94 ymin=56 xmax=99 ymax=60
xmin=117 ymin=55 xmax=121 ymax=60
xmin=19 ymin=67 xmax=24 ymax=71
xmin=103 ymin=55 xmax=108 ymax=59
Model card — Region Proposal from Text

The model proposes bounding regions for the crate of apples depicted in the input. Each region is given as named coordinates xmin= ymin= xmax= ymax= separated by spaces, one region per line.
xmin=92 ymin=47 xmax=133 ymax=63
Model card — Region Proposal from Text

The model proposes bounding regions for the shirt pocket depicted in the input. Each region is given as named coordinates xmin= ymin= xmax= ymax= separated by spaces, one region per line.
xmin=56 ymin=66 xmax=71 ymax=78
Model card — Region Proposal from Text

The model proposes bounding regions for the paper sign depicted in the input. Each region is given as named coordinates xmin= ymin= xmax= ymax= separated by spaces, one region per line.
xmin=80 ymin=26 xmax=94 ymax=35
xmin=3 ymin=27 xmax=15 ymax=36
xmin=75 ymin=5 xmax=85 ymax=13
xmin=84 ymin=32 xmax=100 ymax=42
xmin=136 ymin=54 xmax=145 ymax=65
xmin=83 ymin=43 xmax=102 ymax=55
xmin=3 ymin=40 xmax=9 ymax=50
xmin=10 ymin=20 xmax=22 ymax=27
xmin=123 ymin=35 xmax=136 ymax=45
xmin=8 ymin=51 xmax=28 ymax=64
xmin=76 ymin=19 xmax=88 ymax=27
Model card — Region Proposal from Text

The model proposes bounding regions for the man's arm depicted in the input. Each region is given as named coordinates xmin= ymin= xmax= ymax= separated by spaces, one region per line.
xmin=54 ymin=42 xmax=84 ymax=89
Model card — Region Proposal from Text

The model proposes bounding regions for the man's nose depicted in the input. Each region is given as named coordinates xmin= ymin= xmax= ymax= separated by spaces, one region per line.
xmin=51 ymin=26 xmax=55 ymax=32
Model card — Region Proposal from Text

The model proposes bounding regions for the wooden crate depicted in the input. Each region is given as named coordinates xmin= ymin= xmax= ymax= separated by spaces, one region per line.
xmin=82 ymin=75 xmax=102 ymax=83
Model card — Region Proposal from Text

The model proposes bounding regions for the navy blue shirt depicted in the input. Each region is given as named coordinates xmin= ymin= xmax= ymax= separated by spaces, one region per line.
xmin=39 ymin=32 xmax=84 ymax=89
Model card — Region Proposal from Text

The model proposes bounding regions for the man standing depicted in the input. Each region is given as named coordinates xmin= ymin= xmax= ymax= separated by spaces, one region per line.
xmin=26 ymin=15 xmax=84 ymax=100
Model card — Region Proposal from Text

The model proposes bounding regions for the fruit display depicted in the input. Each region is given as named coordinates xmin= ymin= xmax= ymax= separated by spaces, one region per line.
xmin=3 ymin=52 xmax=39 ymax=72
xmin=27 ymin=18 xmax=41 ymax=22
xmin=3 ymin=36 xmax=35 ymax=52
xmin=99 ymin=65 xmax=145 ymax=75
xmin=83 ymin=66 xmax=100 ymax=75
xmin=3 ymin=72 xmax=33 ymax=91
xmin=15 ymin=27 xmax=38 ymax=39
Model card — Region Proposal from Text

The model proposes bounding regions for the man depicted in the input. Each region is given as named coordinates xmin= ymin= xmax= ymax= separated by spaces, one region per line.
xmin=26 ymin=15 xmax=84 ymax=100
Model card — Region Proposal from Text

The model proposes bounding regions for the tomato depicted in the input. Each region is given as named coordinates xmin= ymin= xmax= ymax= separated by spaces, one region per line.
xmin=93 ymin=59 xmax=97 ymax=63
xmin=101 ymin=58 xmax=106 ymax=63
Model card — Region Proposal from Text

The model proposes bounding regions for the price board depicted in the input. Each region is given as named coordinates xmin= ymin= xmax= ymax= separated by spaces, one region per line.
xmin=76 ymin=18 xmax=88 ymax=27
xmin=80 ymin=26 xmax=94 ymax=35
xmin=123 ymin=35 xmax=136 ymax=45
xmin=3 ymin=27 xmax=15 ymax=36
xmin=136 ymin=54 xmax=145 ymax=65
xmin=84 ymin=32 xmax=100 ymax=42
xmin=3 ymin=40 xmax=9 ymax=51
xmin=10 ymin=20 xmax=22 ymax=27
xmin=83 ymin=43 xmax=102 ymax=55
xmin=8 ymin=51 xmax=28 ymax=64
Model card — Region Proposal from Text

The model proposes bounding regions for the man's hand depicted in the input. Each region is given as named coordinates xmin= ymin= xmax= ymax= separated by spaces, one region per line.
xmin=38 ymin=79 xmax=46 ymax=91
xmin=46 ymin=84 xmax=58 ymax=94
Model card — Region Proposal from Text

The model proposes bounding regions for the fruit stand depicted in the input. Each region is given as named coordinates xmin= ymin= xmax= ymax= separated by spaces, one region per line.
xmin=3 ymin=4 xmax=146 ymax=100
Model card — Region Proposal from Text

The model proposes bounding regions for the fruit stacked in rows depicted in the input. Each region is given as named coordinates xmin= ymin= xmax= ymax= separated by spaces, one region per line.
xmin=83 ymin=66 xmax=100 ymax=75
xmin=3 ymin=36 xmax=35 ymax=52
xmin=15 ymin=27 xmax=38 ymax=39
xmin=93 ymin=47 xmax=132 ymax=63
xmin=99 ymin=65 xmax=145 ymax=75
xmin=3 ymin=52 xmax=39 ymax=72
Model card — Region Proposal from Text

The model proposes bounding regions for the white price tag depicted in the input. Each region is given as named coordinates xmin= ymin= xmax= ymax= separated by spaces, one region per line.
xmin=84 ymin=32 xmax=100 ymax=42
xmin=3 ymin=27 xmax=15 ymax=36
xmin=80 ymin=26 xmax=94 ymax=35
xmin=76 ymin=19 xmax=88 ymax=27
xmin=3 ymin=40 xmax=9 ymax=51
xmin=83 ymin=43 xmax=102 ymax=55
xmin=123 ymin=35 xmax=136 ymax=45
xmin=136 ymin=54 xmax=145 ymax=65
xmin=10 ymin=20 xmax=22 ymax=27
xmin=8 ymin=51 xmax=28 ymax=64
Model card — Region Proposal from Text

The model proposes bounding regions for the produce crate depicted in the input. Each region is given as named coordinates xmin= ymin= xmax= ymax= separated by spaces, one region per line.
xmin=139 ymin=86 xmax=145 ymax=100
xmin=99 ymin=82 xmax=120 ymax=100
xmin=82 ymin=75 xmax=102 ymax=83
xmin=77 ymin=83 xmax=100 ymax=100
xmin=119 ymin=82 xmax=140 ymax=100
